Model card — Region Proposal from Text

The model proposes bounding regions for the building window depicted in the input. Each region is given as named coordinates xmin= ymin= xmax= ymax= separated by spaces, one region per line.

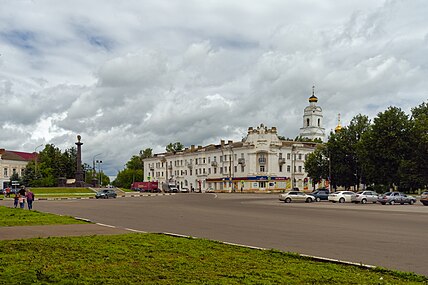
xmin=208 ymin=168 xmax=211 ymax=174
xmin=279 ymin=165 xmax=283 ymax=172
xmin=4 ymin=168 xmax=7 ymax=177
xmin=195 ymin=159 xmax=198 ymax=165
xmin=220 ymin=167 xmax=223 ymax=174
xmin=287 ymin=165 xmax=291 ymax=172
xmin=220 ymin=156 xmax=223 ymax=162
xmin=287 ymin=153 xmax=291 ymax=160
xmin=307 ymin=118 xmax=310 ymax=127
xmin=190 ymin=169 xmax=192 ymax=175
xmin=298 ymin=166 xmax=302 ymax=173
xmin=203 ymin=158 xmax=206 ymax=163
xmin=208 ymin=157 xmax=211 ymax=163
xmin=234 ymin=166 xmax=237 ymax=173
xmin=298 ymin=154 xmax=302 ymax=160
xmin=214 ymin=168 xmax=217 ymax=174
xmin=279 ymin=153 xmax=283 ymax=159
xmin=214 ymin=156 xmax=217 ymax=162
xmin=318 ymin=119 xmax=320 ymax=127
xmin=241 ymin=165 xmax=244 ymax=172
xmin=260 ymin=165 xmax=265 ymax=172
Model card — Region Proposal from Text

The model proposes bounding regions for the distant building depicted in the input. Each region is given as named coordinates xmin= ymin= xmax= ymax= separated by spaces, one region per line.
xmin=143 ymin=124 xmax=322 ymax=192
xmin=0 ymin=149 xmax=36 ymax=188
xmin=299 ymin=86 xmax=325 ymax=141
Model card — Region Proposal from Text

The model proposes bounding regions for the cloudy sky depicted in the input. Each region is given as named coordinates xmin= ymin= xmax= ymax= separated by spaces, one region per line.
xmin=1 ymin=0 xmax=427 ymax=177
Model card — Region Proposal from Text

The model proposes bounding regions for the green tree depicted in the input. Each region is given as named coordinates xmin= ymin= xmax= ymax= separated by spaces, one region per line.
xmin=404 ymin=101 xmax=428 ymax=190
xmin=166 ymin=142 xmax=184 ymax=154
xmin=304 ymin=145 xmax=329 ymax=190
xmin=360 ymin=107 xmax=412 ymax=190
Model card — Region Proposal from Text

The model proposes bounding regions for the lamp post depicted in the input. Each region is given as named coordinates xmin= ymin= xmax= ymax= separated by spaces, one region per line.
xmin=96 ymin=160 xmax=103 ymax=187
xmin=34 ymin=144 xmax=43 ymax=177
xmin=92 ymin=153 xmax=102 ymax=178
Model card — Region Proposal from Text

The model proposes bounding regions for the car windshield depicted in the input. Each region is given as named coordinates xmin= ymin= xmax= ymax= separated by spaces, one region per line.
xmin=357 ymin=191 xmax=363 ymax=194
xmin=384 ymin=192 xmax=392 ymax=196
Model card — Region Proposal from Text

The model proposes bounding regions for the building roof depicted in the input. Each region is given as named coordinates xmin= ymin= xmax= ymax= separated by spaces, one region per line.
xmin=0 ymin=149 xmax=37 ymax=161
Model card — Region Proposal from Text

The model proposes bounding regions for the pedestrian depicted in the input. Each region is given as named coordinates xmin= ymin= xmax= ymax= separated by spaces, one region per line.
xmin=26 ymin=189 xmax=35 ymax=210
xmin=18 ymin=194 xmax=25 ymax=209
xmin=13 ymin=193 xmax=19 ymax=208
xmin=6 ymin=187 xmax=10 ymax=198
xmin=19 ymin=186 xmax=26 ymax=197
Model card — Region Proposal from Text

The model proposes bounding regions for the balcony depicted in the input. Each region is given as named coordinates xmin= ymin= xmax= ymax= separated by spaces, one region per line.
xmin=278 ymin=158 xmax=286 ymax=165
xmin=238 ymin=158 xmax=245 ymax=165
xmin=187 ymin=163 xmax=193 ymax=169
xmin=167 ymin=165 xmax=172 ymax=170
xmin=211 ymin=161 xmax=218 ymax=167
xmin=258 ymin=158 xmax=266 ymax=165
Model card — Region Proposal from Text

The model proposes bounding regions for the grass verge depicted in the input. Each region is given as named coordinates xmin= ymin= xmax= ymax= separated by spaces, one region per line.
xmin=0 ymin=206 xmax=89 ymax=226
xmin=0 ymin=233 xmax=426 ymax=284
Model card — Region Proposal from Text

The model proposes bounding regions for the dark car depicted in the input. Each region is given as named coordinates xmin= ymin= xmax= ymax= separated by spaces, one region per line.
xmin=310 ymin=188 xmax=330 ymax=202
xmin=420 ymin=191 xmax=428 ymax=206
xmin=95 ymin=189 xmax=117 ymax=199
xmin=377 ymin=192 xmax=416 ymax=205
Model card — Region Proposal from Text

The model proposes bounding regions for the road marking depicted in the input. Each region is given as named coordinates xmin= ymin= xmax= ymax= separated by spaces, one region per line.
xmin=124 ymin=228 xmax=147 ymax=233
xmin=96 ymin=223 xmax=116 ymax=228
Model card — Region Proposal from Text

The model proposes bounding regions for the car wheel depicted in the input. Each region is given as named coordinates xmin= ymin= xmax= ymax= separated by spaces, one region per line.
xmin=339 ymin=197 xmax=345 ymax=203
xmin=381 ymin=202 xmax=386 ymax=205
xmin=409 ymin=200 xmax=414 ymax=205
xmin=306 ymin=197 xmax=313 ymax=203
xmin=285 ymin=198 xmax=291 ymax=203
xmin=315 ymin=197 xmax=320 ymax=202
xmin=361 ymin=198 xmax=367 ymax=204
xmin=389 ymin=200 xmax=395 ymax=205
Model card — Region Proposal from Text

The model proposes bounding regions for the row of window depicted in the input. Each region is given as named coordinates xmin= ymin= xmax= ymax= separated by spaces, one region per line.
xmin=2 ymin=167 xmax=23 ymax=178
xmin=151 ymin=153 xmax=307 ymax=170
xmin=153 ymin=164 xmax=304 ymax=179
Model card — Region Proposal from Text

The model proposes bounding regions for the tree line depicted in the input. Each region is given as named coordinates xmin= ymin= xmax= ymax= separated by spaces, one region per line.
xmin=20 ymin=144 xmax=110 ymax=187
xmin=304 ymin=101 xmax=428 ymax=193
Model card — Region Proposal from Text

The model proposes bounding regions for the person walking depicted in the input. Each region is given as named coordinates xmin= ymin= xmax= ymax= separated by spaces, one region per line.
xmin=26 ymin=189 xmax=35 ymax=210
xmin=18 ymin=194 xmax=25 ymax=209
xmin=13 ymin=193 xmax=19 ymax=208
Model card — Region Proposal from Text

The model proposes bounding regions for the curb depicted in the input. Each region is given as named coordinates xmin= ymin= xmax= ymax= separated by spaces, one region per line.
xmin=161 ymin=232 xmax=377 ymax=271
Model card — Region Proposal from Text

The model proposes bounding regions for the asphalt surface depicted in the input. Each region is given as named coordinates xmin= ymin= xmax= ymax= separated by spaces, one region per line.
xmin=1 ymin=193 xmax=427 ymax=276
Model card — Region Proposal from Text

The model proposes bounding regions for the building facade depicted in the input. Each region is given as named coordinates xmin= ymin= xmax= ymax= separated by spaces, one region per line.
xmin=0 ymin=149 xmax=36 ymax=188
xmin=143 ymin=124 xmax=321 ymax=192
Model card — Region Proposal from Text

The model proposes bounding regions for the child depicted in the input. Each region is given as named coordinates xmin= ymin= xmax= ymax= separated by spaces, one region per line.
xmin=13 ymin=193 xmax=19 ymax=208
xmin=18 ymin=194 xmax=25 ymax=209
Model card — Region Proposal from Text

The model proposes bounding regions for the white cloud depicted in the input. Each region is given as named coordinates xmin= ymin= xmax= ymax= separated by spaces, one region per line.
xmin=1 ymin=0 xmax=427 ymax=177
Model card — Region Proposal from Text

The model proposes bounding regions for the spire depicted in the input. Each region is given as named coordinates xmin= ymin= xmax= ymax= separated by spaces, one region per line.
xmin=335 ymin=113 xmax=342 ymax=133
xmin=309 ymin=85 xmax=318 ymax=103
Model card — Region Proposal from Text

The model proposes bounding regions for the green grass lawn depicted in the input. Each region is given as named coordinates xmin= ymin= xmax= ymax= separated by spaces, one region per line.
xmin=0 ymin=234 xmax=426 ymax=284
xmin=30 ymin=187 xmax=95 ymax=194
xmin=0 ymin=206 xmax=89 ymax=226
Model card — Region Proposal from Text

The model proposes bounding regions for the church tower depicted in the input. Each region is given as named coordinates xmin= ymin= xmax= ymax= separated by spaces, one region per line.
xmin=299 ymin=86 xmax=325 ymax=141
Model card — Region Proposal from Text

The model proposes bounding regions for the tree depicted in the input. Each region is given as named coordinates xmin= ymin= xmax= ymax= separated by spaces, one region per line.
xmin=166 ymin=142 xmax=184 ymax=154
xmin=304 ymin=145 xmax=329 ymax=189
xmin=140 ymin=148 xmax=153 ymax=159
xmin=360 ymin=107 xmax=412 ymax=190
xmin=405 ymin=101 xmax=428 ymax=190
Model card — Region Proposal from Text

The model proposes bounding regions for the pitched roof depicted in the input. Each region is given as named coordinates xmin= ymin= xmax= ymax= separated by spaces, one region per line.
xmin=0 ymin=149 xmax=37 ymax=161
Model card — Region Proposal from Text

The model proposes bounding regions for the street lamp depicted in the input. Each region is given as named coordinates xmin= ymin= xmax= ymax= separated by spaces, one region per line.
xmin=96 ymin=160 xmax=103 ymax=187
xmin=92 ymin=153 xmax=102 ymax=178
xmin=34 ymin=144 xmax=43 ymax=177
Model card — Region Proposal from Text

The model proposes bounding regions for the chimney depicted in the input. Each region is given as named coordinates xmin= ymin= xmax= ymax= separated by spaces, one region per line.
xmin=191 ymin=145 xmax=195 ymax=151
xmin=221 ymin=140 xmax=225 ymax=147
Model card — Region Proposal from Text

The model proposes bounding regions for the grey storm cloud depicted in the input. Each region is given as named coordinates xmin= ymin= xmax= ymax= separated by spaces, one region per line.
xmin=1 ymin=0 xmax=427 ymax=177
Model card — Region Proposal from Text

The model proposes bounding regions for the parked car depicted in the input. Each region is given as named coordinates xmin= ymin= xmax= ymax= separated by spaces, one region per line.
xmin=420 ymin=191 xmax=428 ymax=206
xmin=377 ymin=192 xmax=416 ymax=205
xmin=180 ymin=187 xmax=189 ymax=193
xmin=95 ymin=189 xmax=117 ymax=199
xmin=328 ymin=191 xmax=356 ymax=203
xmin=352 ymin=191 xmax=379 ymax=204
xmin=279 ymin=191 xmax=315 ymax=203
xmin=310 ymin=188 xmax=330 ymax=202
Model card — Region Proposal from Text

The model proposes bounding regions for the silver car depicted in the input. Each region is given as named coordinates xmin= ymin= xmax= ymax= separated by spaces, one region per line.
xmin=353 ymin=191 xmax=379 ymax=204
xmin=279 ymin=191 xmax=315 ymax=203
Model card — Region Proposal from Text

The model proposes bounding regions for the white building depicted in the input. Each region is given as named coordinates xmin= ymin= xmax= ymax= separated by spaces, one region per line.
xmin=299 ymin=86 xmax=325 ymax=141
xmin=143 ymin=92 xmax=326 ymax=192
xmin=0 ymin=149 xmax=36 ymax=188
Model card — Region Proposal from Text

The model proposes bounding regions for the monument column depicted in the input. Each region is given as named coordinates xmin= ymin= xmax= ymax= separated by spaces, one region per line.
xmin=75 ymin=135 xmax=84 ymax=187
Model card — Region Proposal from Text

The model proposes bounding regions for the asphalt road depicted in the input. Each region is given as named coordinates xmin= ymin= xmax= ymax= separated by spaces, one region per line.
xmin=3 ymin=193 xmax=427 ymax=276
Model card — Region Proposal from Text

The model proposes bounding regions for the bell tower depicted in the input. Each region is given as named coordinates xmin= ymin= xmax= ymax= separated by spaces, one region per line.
xmin=299 ymin=86 xmax=325 ymax=141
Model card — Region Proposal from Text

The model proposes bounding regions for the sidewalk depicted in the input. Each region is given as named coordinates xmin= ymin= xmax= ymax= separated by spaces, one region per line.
xmin=0 ymin=223 xmax=133 ymax=240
